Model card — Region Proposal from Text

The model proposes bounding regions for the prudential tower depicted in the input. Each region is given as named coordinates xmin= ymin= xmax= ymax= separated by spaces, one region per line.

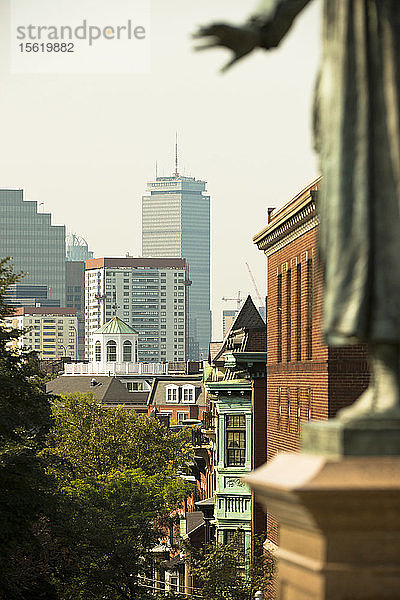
xmin=141 ymin=147 xmax=211 ymax=360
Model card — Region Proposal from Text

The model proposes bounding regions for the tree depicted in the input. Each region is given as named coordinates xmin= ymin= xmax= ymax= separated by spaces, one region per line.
xmin=45 ymin=393 xmax=193 ymax=600
xmin=0 ymin=258 xmax=55 ymax=599
xmin=184 ymin=533 xmax=273 ymax=600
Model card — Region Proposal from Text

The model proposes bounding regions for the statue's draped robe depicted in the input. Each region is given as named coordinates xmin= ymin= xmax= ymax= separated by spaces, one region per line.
xmin=256 ymin=0 xmax=400 ymax=345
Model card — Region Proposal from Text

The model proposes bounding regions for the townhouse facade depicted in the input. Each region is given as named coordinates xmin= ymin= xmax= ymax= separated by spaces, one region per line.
xmin=203 ymin=296 xmax=267 ymax=563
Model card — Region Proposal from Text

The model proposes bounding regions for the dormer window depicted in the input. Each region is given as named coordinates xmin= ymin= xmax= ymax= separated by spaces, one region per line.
xmin=182 ymin=384 xmax=195 ymax=404
xmin=166 ymin=385 xmax=179 ymax=403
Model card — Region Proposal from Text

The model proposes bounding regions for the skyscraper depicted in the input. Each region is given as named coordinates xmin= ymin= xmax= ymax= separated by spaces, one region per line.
xmin=0 ymin=189 xmax=66 ymax=305
xmin=142 ymin=169 xmax=211 ymax=359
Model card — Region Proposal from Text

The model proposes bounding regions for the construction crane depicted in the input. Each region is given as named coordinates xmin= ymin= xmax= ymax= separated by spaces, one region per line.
xmin=222 ymin=291 xmax=243 ymax=310
xmin=245 ymin=262 xmax=264 ymax=308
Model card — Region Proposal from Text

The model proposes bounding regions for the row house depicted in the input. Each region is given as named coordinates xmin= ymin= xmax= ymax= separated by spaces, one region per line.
xmin=203 ymin=296 xmax=266 ymax=563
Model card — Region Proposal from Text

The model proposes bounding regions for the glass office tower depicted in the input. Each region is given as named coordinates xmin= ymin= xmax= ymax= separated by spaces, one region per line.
xmin=0 ymin=189 xmax=66 ymax=305
xmin=142 ymin=175 xmax=211 ymax=360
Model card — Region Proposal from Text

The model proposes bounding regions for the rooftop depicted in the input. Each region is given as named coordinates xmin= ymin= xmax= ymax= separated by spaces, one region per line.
xmin=10 ymin=306 xmax=77 ymax=316
xmin=85 ymin=257 xmax=187 ymax=270
xmin=253 ymin=176 xmax=321 ymax=251
xmin=94 ymin=316 xmax=138 ymax=335
xmin=46 ymin=375 xmax=148 ymax=408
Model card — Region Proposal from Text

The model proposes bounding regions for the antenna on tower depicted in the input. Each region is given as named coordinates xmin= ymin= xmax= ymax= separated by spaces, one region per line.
xmin=174 ymin=132 xmax=179 ymax=177
xmin=155 ymin=160 xmax=158 ymax=179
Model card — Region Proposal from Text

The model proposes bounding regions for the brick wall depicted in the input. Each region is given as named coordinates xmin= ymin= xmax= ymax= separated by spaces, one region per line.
xmin=266 ymin=215 xmax=369 ymax=463
xmin=256 ymin=183 xmax=370 ymax=595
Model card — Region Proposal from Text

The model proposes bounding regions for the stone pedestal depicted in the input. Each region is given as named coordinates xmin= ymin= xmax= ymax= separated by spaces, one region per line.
xmin=245 ymin=453 xmax=400 ymax=600
xmin=302 ymin=418 xmax=400 ymax=457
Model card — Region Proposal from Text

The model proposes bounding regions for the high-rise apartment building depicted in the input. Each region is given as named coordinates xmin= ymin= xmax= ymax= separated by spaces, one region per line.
xmin=85 ymin=257 xmax=189 ymax=363
xmin=142 ymin=174 xmax=211 ymax=360
xmin=5 ymin=306 xmax=78 ymax=360
xmin=0 ymin=189 xmax=66 ymax=305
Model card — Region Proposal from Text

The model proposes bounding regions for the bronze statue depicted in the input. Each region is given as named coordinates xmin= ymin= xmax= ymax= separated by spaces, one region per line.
xmin=195 ymin=0 xmax=400 ymax=421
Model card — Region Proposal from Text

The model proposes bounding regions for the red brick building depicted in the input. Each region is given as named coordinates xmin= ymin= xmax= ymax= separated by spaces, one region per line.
xmin=253 ymin=178 xmax=370 ymax=553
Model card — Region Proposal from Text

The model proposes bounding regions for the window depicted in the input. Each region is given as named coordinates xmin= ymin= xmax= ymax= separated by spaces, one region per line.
xmin=226 ymin=415 xmax=246 ymax=467
xmin=169 ymin=576 xmax=178 ymax=592
xmin=296 ymin=263 xmax=302 ymax=360
xmin=277 ymin=387 xmax=282 ymax=431
xmin=296 ymin=388 xmax=301 ymax=432
xmin=307 ymin=388 xmax=313 ymax=420
xmin=277 ymin=273 xmax=282 ymax=363
xmin=286 ymin=269 xmax=291 ymax=362
xmin=123 ymin=340 xmax=132 ymax=362
xmin=127 ymin=381 xmax=144 ymax=392
xmin=306 ymin=258 xmax=313 ymax=359
xmin=224 ymin=529 xmax=245 ymax=562
xmin=166 ymin=385 xmax=179 ymax=403
xmin=106 ymin=340 xmax=117 ymax=362
xmin=177 ymin=412 xmax=188 ymax=423
xmin=182 ymin=385 xmax=195 ymax=403
xmin=95 ymin=341 xmax=101 ymax=362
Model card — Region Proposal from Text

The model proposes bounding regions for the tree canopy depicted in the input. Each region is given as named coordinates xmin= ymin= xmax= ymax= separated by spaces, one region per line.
xmin=46 ymin=393 xmax=193 ymax=600
xmin=0 ymin=258 xmax=54 ymax=599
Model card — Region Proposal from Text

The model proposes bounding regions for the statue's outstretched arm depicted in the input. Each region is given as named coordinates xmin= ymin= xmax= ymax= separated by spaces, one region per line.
xmin=194 ymin=0 xmax=312 ymax=71
xmin=250 ymin=0 xmax=312 ymax=49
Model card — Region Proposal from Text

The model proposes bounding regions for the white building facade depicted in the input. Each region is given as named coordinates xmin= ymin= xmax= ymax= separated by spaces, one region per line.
xmin=85 ymin=257 xmax=189 ymax=363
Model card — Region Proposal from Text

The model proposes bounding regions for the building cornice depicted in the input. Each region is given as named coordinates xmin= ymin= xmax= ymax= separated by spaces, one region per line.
xmin=253 ymin=177 xmax=321 ymax=257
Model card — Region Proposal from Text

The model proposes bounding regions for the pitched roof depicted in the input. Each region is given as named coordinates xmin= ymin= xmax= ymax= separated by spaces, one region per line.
xmin=212 ymin=296 xmax=265 ymax=364
xmin=229 ymin=295 xmax=265 ymax=332
xmin=46 ymin=375 xmax=148 ymax=408
xmin=94 ymin=316 xmax=138 ymax=335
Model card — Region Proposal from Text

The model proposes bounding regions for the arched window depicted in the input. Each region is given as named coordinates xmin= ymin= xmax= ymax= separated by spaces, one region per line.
xmin=106 ymin=340 xmax=117 ymax=362
xmin=95 ymin=340 xmax=101 ymax=362
xmin=123 ymin=340 xmax=132 ymax=362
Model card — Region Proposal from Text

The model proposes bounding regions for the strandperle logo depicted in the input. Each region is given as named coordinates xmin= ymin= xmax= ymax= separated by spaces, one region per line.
xmin=16 ymin=20 xmax=146 ymax=46
xmin=11 ymin=0 xmax=150 ymax=74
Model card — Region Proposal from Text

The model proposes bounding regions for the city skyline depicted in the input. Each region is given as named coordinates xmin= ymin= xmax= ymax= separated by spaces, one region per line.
xmin=0 ymin=0 xmax=321 ymax=338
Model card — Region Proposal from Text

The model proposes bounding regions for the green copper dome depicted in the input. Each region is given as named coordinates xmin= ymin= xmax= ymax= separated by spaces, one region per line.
xmin=94 ymin=316 xmax=138 ymax=335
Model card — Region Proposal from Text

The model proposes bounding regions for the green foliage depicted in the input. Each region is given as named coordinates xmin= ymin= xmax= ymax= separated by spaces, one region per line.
xmin=46 ymin=393 xmax=193 ymax=600
xmin=46 ymin=392 xmax=192 ymax=482
xmin=0 ymin=258 xmax=55 ymax=599
xmin=184 ymin=533 xmax=273 ymax=600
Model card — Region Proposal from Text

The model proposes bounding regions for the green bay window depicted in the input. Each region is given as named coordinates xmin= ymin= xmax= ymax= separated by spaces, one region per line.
xmin=226 ymin=414 xmax=246 ymax=467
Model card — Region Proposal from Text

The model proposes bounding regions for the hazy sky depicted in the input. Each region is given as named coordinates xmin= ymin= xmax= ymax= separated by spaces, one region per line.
xmin=0 ymin=0 xmax=321 ymax=338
